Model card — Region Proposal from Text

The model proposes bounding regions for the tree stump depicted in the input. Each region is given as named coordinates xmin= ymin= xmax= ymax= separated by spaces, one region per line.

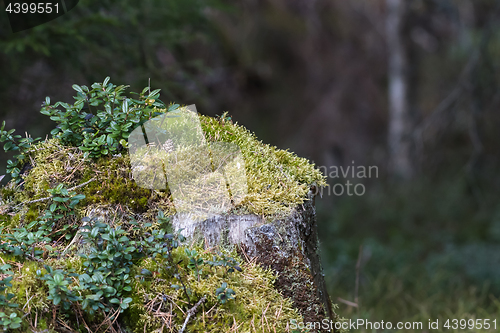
xmin=2 ymin=101 xmax=340 ymax=331
xmin=172 ymin=189 xmax=336 ymax=327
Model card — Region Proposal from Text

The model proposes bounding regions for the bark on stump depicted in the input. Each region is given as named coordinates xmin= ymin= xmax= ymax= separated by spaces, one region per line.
xmin=172 ymin=191 xmax=335 ymax=326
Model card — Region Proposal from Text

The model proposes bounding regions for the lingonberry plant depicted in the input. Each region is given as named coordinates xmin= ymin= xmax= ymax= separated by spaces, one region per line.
xmin=41 ymin=77 xmax=176 ymax=159
xmin=0 ymin=77 xmax=180 ymax=182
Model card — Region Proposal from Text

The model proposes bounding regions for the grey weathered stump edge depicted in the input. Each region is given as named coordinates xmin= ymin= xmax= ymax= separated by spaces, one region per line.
xmin=172 ymin=191 xmax=335 ymax=325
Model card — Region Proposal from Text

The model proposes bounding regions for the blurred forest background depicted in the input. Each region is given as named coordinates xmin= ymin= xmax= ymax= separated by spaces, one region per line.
xmin=1 ymin=0 xmax=500 ymax=330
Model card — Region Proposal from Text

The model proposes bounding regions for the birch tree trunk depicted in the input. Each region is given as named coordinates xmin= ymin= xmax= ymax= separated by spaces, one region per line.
xmin=386 ymin=0 xmax=415 ymax=179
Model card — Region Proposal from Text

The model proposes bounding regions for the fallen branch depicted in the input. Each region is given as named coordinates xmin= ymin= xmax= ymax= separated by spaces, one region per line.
xmin=178 ymin=296 xmax=206 ymax=333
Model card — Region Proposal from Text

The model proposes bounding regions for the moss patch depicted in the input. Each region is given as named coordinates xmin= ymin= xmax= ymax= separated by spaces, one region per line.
xmin=125 ymin=246 xmax=302 ymax=333
xmin=3 ymin=110 xmax=326 ymax=222
xmin=200 ymin=114 xmax=326 ymax=216
xmin=81 ymin=155 xmax=152 ymax=212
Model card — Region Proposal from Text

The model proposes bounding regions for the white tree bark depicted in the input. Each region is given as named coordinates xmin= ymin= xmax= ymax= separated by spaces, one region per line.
xmin=386 ymin=0 xmax=414 ymax=179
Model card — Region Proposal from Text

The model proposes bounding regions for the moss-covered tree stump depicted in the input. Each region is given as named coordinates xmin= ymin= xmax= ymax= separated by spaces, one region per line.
xmin=0 ymin=80 xmax=340 ymax=332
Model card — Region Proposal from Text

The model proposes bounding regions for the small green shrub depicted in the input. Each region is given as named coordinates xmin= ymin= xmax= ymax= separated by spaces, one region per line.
xmin=33 ymin=183 xmax=86 ymax=239
xmin=39 ymin=265 xmax=80 ymax=311
xmin=40 ymin=77 xmax=175 ymax=159
xmin=78 ymin=217 xmax=137 ymax=316
xmin=0 ymin=122 xmax=40 ymax=183
xmin=0 ymin=227 xmax=50 ymax=259
xmin=0 ymin=77 xmax=179 ymax=183
xmin=0 ymin=264 xmax=20 ymax=330
xmin=0 ymin=312 xmax=22 ymax=330
xmin=215 ymin=281 xmax=235 ymax=304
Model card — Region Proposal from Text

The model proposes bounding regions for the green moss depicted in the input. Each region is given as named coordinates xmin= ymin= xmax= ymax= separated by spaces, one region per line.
xmin=124 ymin=246 xmax=302 ymax=333
xmin=0 ymin=186 xmax=17 ymax=203
xmin=6 ymin=111 xmax=325 ymax=221
xmin=200 ymin=114 xmax=326 ymax=216
xmin=9 ymin=260 xmax=49 ymax=311
xmin=17 ymin=138 xmax=68 ymax=202
xmin=23 ymin=207 xmax=39 ymax=224
xmin=81 ymin=155 xmax=152 ymax=212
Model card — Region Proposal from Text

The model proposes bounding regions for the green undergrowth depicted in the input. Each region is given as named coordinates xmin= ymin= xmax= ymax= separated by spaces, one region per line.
xmin=0 ymin=240 xmax=303 ymax=332
xmin=126 ymin=247 xmax=301 ymax=332
xmin=325 ymin=258 xmax=500 ymax=333
xmin=318 ymin=174 xmax=500 ymax=333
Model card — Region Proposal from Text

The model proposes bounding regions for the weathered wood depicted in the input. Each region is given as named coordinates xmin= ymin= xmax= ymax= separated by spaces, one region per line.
xmin=172 ymin=190 xmax=335 ymax=325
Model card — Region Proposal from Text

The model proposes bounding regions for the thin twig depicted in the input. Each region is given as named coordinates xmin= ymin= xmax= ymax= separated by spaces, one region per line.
xmin=25 ymin=253 xmax=43 ymax=262
xmin=14 ymin=178 xmax=96 ymax=208
xmin=337 ymin=297 xmax=358 ymax=308
xmin=355 ymin=245 xmax=362 ymax=310
xmin=178 ymin=296 xmax=206 ymax=333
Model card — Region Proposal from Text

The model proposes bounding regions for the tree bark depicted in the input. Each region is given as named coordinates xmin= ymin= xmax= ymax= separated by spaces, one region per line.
xmin=172 ymin=189 xmax=337 ymax=329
